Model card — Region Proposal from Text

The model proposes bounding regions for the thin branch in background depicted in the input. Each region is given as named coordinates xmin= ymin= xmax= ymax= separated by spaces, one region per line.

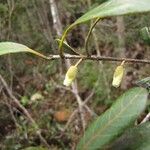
xmin=49 ymin=0 xmax=87 ymax=132
xmin=49 ymin=0 xmax=64 ymax=74
xmin=140 ymin=112 xmax=150 ymax=124
xmin=62 ymin=109 xmax=78 ymax=132
xmin=48 ymin=54 xmax=150 ymax=64
xmin=83 ymin=105 xmax=98 ymax=117
xmin=83 ymin=90 xmax=95 ymax=105
xmin=0 ymin=85 xmax=3 ymax=93
xmin=0 ymin=74 xmax=50 ymax=149
xmin=49 ymin=0 xmax=63 ymax=37
xmin=7 ymin=0 xmax=15 ymax=91
xmin=3 ymin=95 xmax=20 ymax=128
xmin=31 ymin=0 xmax=54 ymax=47
xmin=90 ymin=13 xmax=111 ymax=100
xmin=7 ymin=0 xmax=15 ymax=39
xmin=116 ymin=16 xmax=126 ymax=57
xmin=53 ymin=81 xmax=73 ymax=93
xmin=70 ymin=80 xmax=86 ymax=131
xmin=2 ymin=88 xmax=17 ymax=122
xmin=53 ymin=79 xmax=97 ymax=121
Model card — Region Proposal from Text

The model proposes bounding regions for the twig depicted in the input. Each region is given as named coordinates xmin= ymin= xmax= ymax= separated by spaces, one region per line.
xmin=48 ymin=55 xmax=150 ymax=64
xmin=83 ymin=76 xmax=100 ymax=105
xmin=62 ymin=109 xmax=78 ymax=132
xmin=53 ymin=79 xmax=97 ymax=131
xmin=0 ymin=85 xmax=3 ymax=93
xmin=83 ymin=91 xmax=95 ymax=105
xmin=71 ymin=81 xmax=86 ymax=131
xmin=140 ymin=112 xmax=150 ymax=124
xmin=4 ymin=96 xmax=20 ymax=128
xmin=49 ymin=0 xmax=87 ymax=132
xmin=51 ymin=79 xmax=73 ymax=93
xmin=83 ymin=105 xmax=98 ymax=117
xmin=0 ymin=74 xmax=50 ymax=149
xmin=90 ymin=15 xmax=111 ymax=100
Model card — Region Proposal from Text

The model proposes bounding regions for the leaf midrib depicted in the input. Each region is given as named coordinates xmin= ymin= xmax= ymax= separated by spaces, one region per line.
xmin=82 ymin=89 xmax=143 ymax=149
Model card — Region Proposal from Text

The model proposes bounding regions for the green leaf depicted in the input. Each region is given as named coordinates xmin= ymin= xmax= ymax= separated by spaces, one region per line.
xmin=75 ymin=0 xmax=150 ymax=24
xmin=106 ymin=122 xmax=150 ymax=150
xmin=77 ymin=87 xmax=148 ymax=150
xmin=136 ymin=77 xmax=150 ymax=91
xmin=59 ymin=0 xmax=150 ymax=51
xmin=56 ymin=39 xmax=80 ymax=55
xmin=140 ymin=27 xmax=150 ymax=45
xmin=0 ymin=42 xmax=48 ymax=59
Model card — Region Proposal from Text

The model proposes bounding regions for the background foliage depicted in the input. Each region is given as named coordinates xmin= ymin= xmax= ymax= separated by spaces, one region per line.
xmin=0 ymin=0 xmax=150 ymax=149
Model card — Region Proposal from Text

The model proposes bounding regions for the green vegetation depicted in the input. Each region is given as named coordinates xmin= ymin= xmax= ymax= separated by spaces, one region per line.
xmin=0 ymin=0 xmax=150 ymax=149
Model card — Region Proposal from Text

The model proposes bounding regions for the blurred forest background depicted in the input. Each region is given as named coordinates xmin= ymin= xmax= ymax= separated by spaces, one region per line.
xmin=0 ymin=0 xmax=150 ymax=149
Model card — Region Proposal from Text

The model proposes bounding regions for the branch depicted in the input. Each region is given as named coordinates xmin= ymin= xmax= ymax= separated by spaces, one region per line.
xmin=49 ymin=0 xmax=87 ymax=131
xmin=0 ymin=74 xmax=50 ymax=149
xmin=71 ymin=80 xmax=86 ymax=131
xmin=48 ymin=54 xmax=150 ymax=64
xmin=140 ymin=112 xmax=150 ymax=124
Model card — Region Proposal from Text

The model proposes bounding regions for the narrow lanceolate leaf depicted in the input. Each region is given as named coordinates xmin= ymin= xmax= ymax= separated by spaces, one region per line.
xmin=56 ymin=39 xmax=80 ymax=55
xmin=77 ymin=87 xmax=148 ymax=150
xmin=136 ymin=77 xmax=150 ymax=91
xmin=59 ymin=0 xmax=150 ymax=50
xmin=75 ymin=0 xmax=150 ymax=25
xmin=107 ymin=122 xmax=150 ymax=150
xmin=0 ymin=42 xmax=48 ymax=59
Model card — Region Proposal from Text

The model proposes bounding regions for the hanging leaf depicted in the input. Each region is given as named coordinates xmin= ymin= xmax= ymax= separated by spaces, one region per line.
xmin=77 ymin=87 xmax=148 ymax=150
xmin=56 ymin=39 xmax=80 ymax=55
xmin=106 ymin=122 xmax=150 ymax=150
xmin=59 ymin=0 xmax=150 ymax=51
xmin=75 ymin=0 xmax=150 ymax=25
xmin=0 ymin=42 xmax=48 ymax=59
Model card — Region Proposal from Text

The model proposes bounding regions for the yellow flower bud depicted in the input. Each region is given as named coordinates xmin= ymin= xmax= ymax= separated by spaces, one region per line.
xmin=112 ymin=65 xmax=125 ymax=88
xmin=63 ymin=66 xmax=78 ymax=86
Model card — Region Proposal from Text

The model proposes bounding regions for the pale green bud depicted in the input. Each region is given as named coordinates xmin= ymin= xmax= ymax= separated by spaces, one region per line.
xmin=63 ymin=66 xmax=78 ymax=86
xmin=112 ymin=65 xmax=125 ymax=88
